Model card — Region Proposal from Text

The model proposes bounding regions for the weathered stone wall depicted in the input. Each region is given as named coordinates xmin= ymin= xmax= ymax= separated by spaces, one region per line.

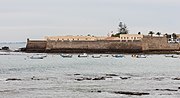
xmin=26 ymin=40 xmax=47 ymax=52
xmin=25 ymin=36 xmax=180 ymax=53
xmin=45 ymin=40 xmax=142 ymax=53
xmin=142 ymin=36 xmax=179 ymax=51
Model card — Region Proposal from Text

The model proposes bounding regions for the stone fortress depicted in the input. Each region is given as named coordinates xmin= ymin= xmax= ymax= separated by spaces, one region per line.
xmin=25 ymin=22 xmax=180 ymax=53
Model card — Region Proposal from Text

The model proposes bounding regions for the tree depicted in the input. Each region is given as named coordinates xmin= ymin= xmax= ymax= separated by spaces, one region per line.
xmin=172 ymin=33 xmax=177 ymax=41
xmin=156 ymin=32 xmax=161 ymax=36
xmin=148 ymin=31 xmax=154 ymax=37
xmin=111 ymin=33 xmax=120 ymax=37
xmin=164 ymin=33 xmax=171 ymax=38
xmin=138 ymin=32 xmax=141 ymax=35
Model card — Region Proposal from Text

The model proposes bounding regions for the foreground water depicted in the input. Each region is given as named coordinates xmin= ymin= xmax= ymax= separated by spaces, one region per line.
xmin=0 ymin=44 xmax=180 ymax=98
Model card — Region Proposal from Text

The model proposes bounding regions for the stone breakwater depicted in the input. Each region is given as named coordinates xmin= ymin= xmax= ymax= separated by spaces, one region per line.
xmin=25 ymin=36 xmax=180 ymax=53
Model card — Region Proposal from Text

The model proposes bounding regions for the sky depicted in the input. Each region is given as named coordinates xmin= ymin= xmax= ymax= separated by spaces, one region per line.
xmin=0 ymin=0 xmax=180 ymax=42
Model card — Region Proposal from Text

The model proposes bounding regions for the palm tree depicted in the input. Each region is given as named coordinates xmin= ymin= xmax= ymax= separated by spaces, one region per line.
xmin=148 ymin=31 xmax=154 ymax=37
xmin=156 ymin=32 xmax=161 ymax=37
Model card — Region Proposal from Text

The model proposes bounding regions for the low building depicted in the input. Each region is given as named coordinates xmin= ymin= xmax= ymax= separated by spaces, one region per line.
xmin=45 ymin=36 xmax=98 ymax=41
xmin=119 ymin=34 xmax=143 ymax=42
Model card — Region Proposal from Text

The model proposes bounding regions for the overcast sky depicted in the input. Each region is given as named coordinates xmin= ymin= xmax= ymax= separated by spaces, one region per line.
xmin=0 ymin=0 xmax=180 ymax=42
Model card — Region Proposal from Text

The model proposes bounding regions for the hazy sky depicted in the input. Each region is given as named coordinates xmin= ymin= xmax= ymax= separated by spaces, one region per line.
xmin=0 ymin=0 xmax=180 ymax=42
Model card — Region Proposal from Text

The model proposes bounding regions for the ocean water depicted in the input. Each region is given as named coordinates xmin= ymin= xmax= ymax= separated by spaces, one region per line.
xmin=0 ymin=43 xmax=180 ymax=98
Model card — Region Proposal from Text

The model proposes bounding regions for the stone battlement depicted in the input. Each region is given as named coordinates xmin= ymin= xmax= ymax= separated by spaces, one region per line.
xmin=25 ymin=36 xmax=180 ymax=53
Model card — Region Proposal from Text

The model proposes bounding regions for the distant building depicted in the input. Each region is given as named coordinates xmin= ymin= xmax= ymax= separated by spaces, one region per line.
xmin=45 ymin=34 xmax=143 ymax=42
xmin=45 ymin=36 xmax=109 ymax=41
xmin=119 ymin=34 xmax=143 ymax=42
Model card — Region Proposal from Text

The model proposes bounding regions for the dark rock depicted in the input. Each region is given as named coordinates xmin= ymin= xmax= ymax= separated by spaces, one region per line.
xmin=113 ymin=91 xmax=149 ymax=96
xmin=90 ymin=90 xmax=102 ymax=93
xmin=75 ymin=78 xmax=84 ymax=81
xmin=106 ymin=74 xmax=119 ymax=76
xmin=159 ymin=93 xmax=172 ymax=95
xmin=31 ymin=76 xmax=48 ymax=80
xmin=75 ymin=77 xmax=106 ymax=81
xmin=92 ymin=77 xmax=105 ymax=80
xmin=172 ymin=78 xmax=180 ymax=80
xmin=84 ymin=77 xmax=92 ymax=80
xmin=75 ymin=77 xmax=92 ymax=81
xmin=105 ymin=76 xmax=113 ymax=78
xmin=120 ymin=77 xmax=131 ymax=80
xmin=2 ymin=46 xmax=9 ymax=50
xmin=152 ymin=77 xmax=164 ymax=81
xmin=155 ymin=89 xmax=178 ymax=91
xmin=74 ymin=74 xmax=81 ymax=76
xmin=6 ymin=78 xmax=22 ymax=81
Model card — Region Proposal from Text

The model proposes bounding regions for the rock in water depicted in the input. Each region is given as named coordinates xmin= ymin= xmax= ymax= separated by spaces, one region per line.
xmin=113 ymin=91 xmax=150 ymax=96
xmin=6 ymin=78 xmax=22 ymax=81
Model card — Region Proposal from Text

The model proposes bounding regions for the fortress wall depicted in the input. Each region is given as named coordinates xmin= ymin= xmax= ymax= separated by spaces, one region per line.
xmin=45 ymin=40 xmax=142 ymax=53
xmin=25 ymin=37 xmax=180 ymax=53
xmin=26 ymin=40 xmax=47 ymax=52
xmin=142 ymin=36 xmax=179 ymax=51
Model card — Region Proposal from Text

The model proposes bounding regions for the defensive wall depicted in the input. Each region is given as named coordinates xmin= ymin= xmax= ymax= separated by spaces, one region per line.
xmin=142 ymin=36 xmax=180 ymax=52
xmin=26 ymin=39 xmax=47 ymax=52
xmin=25 ymin=37 xmax=180 ymax=53
xmin=45 ymin=40 xmax=142 ymax=53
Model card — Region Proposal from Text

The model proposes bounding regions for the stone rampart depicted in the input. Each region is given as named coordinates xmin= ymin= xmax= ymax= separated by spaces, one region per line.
xmin=45 ymin=40 xmax=142 ymax=53
xmin=142 ymin=36 xmax=179 ymax=51
xmin=25 ymin=37 xmax=180 ymax=53
xmin=26 ymin=39 xmax=47 ymax=52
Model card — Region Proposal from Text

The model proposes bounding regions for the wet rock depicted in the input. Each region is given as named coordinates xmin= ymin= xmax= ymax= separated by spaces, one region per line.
xmin=74 ymin=74 xmax=81 ymax=76
xmin=6 ymin=78 xmax=22 ymax=81
xmin=75 ymin=78 xmax=84 ymax=81
xmin=120 ymin=77 xmax=131 ymax=80
xmin=105 ymin=76 xmax=113 ymax=78
xmin=75 ymin=77 xmax=92 ymax=81
xmin=106 ymin=74 xmax=119 ymax=76
xmin=113 ymin=91 xmax=149 ymax=96
xmin=75 ymin=76 xmax=106 ymax=81
xmin=155 ymin=89 xmax=178 ymax=91
xmin=31 ymin=76 xmax=48 ymax=80
xmin=92 ymin=77 xmax=105 ymax=80
xmin=90 ymin=90 xmax=102 ymax=93
xmin=152 ymin=77 xmax=164 ymax=81
xmin=84 ymin=77 xmax=92 ymax=80
xmin=172 ymin=78 xmax=180 ymax=80
xmin=159 ymin=93 xmax=172 ymax=95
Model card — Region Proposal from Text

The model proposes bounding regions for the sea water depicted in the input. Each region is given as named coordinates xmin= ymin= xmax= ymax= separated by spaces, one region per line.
xmin=0 ymin=43 xmax=180 ymax=98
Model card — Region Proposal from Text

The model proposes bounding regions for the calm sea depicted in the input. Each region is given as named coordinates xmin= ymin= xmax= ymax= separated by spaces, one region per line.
xmin=0 ymin=43 xmax=180 ymax=98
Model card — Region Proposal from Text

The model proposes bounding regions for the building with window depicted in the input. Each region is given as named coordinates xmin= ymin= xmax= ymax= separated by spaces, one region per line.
xmin=45 ymin=36 xmax=108 ymax=41
xmin=119 ymin=34 xmax=143 ymax=42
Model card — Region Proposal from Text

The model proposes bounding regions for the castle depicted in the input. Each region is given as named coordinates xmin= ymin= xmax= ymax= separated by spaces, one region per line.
xmin=25 ymin=22 xmax=180 ymax=53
